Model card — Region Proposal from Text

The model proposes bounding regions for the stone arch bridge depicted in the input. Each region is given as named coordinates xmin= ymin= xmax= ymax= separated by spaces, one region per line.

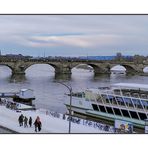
xmin=0 ymin=59 xmax=146 ymax=76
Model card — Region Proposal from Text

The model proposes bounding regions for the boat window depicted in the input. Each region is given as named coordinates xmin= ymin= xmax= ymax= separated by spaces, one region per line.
xmin=101 ymin=94 xmax=107 ymax=99
xmin=121 ymin=109 xmax=130 ymax=118
xmin=101 ymin=94 xmax=110 ymax=103
xmin=113 ymin=89 xmax=121 ymax=95
xmin=132 ymin=99 xmax=143 ymax=109
xmin=92 ymin=104 xmax=99 ymax=111
xmin=129 ymin=111 xmax=139 ymax=119
xmin=113 ymin=108 xmax=121 ymax=116
xmin=106 ymin=107 xmax=114 ymax=114
xmin=123 ymin=92 xmax=131 ymax=97
xmin=124 ymin=97 xmax=134 ymax=108
xmin=141 ymin=100 xmax=148 ymax=109
xmin=103 ymin=95 xmax=113 ymax=104
xmin=111 ymin=97 xmax=118 ymax=105
xmin=132 ymin=93 xmax=139 ymax=98
xmin=85 ymin=98 xmax=89 ymax=101
xmin=141 ymin=94 xmax=147 ymax=99
xmin=90 ymin=98 xmax=96 ymax=102
xmin=138 ymin=112 xmax=147 ymax=120
xmin=96 ymin=97 xmax=103 ymax=103
xmin=105 ymin=97 xmax=110 ymax=104
xmin=98 ymin=105 xmax=106 ymax=113
xmin=115 ymin=97 xmax=125 ymax=106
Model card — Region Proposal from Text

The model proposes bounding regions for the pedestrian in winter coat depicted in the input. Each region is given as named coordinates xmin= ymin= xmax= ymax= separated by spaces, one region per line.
xmin=24 ymin=116 xmax=28 ymax=128
xmin=18 ymin=114 xmax=24 ymax=126
xmin=63 ymin=113 xmax=66 ymax=120
xmin=29 ymin=117 xmax=32 ymax=127
xmin=34 ymin=116 xmax=42 ymax=132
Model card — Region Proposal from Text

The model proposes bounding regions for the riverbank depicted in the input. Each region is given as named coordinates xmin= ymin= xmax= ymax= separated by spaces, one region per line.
xmin=0 ymin=105 xmax=112 ymax=133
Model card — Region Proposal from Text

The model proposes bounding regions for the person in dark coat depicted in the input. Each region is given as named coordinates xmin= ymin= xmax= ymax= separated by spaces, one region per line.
xmin=29 ymin=117 xmax=32 ymax=127
xmin=63 ymin=113 xmax=66 ymax=120
xmin=18 ymin=114 xmax=24 ymax=126
xmin=34 ymin=116 xmax=42 ymax=132
xmin=24 ymin=116 xmax=28 ymax=128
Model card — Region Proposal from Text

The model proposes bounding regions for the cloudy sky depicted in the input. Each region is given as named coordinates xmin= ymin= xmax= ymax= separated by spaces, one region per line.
xmin=0 ymin=15 xmax=148 ymax=57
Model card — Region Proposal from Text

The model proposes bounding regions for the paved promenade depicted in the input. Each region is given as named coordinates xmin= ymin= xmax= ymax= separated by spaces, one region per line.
xmin=0 ymin=106 xmax=112 ymax=133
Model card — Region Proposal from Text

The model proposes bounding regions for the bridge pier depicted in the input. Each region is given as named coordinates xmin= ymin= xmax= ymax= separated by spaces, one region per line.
xmin=55 ymin=65 xmax=72 ymax=75
xmin=12 ymin=68 xmax=26 ymax=75
xmin=54 ymin=65 xmax=72 ymax=79
xmin=10 ymin=74 xmax=26 ymax=82
xmin=12 ymin=71 xmax=26 ymax=75
xmin=12 ymin=66 xmax=26 ymax=76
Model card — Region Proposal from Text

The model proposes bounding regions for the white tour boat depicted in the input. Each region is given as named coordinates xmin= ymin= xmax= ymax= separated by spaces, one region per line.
xmin=64 ymin=83 xmax=148 ymax=129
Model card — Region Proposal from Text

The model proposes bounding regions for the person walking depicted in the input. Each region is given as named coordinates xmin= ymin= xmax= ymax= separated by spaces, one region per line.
xmin=18 ymin=114 xmax=24 ymax=127
xmin=29 ymin=117 xmax=32 ymax=127
xmin=24 ymin=116 xmax=28 ymax=128
xmin=34 ymin=116 xmax=42 ymax=132
xmin=63 ymin=113 xmax=66 ymax=120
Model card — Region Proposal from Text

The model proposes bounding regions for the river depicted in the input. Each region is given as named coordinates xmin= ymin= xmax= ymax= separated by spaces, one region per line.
xmin=0 ymin=64 xmax=148 ymax=114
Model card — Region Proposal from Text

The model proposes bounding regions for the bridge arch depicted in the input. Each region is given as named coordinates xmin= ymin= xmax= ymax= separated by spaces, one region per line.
xmin=110 ymin=64 xmax=137 ymax=74
xmin=121 ymin=64 xmax=137 ymax=74
xmin=25 ymin=63 xmax=57 ymax=76
xmin=110 ymin=65 xmax=126 ymax=74
xmin=143 ymin=66 xmax=148 ymax=73
xmin=25 ymin=62 xmax=64 ymax=72
xmin=72 ymin=64 xmax=94 ymax=73
xmin=0 ymin=64 xmax=13 ymax=73
xmin=71 ymin=63 xmax=107 ymax=75
xmin=72 ymin=64 xmax=93 ymax=71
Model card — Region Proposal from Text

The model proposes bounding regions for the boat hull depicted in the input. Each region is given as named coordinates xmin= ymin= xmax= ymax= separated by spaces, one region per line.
xmin=65 ymin=104 xmax=145 ymax=130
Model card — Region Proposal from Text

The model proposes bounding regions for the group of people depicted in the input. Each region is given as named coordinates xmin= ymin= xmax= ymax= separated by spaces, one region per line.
xmin=18 ymin=114 xmax=42 ymax=132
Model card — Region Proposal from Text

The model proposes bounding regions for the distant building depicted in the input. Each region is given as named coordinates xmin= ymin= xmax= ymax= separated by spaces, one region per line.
xmin=6 ymin=54 xmax=23 ymax=58
xmin=1 ymin=54 xmax=33 ymax=60
xmin=79 ymin=56 xmax=115 ymax=61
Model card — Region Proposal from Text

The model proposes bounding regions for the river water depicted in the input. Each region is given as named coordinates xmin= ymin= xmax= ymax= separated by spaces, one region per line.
xmin=0 ymin=64 xmax=148 ymax=113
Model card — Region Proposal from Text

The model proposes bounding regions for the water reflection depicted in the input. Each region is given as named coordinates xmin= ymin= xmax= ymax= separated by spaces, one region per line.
xmin=55 ymin=73 xmax=71 ymax=80
xmin=93 ymin=73 xmax=110 ymax=80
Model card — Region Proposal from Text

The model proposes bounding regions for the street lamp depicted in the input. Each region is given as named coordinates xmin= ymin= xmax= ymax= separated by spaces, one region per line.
xmin=55 ymin=81 xmax=72 ymax=133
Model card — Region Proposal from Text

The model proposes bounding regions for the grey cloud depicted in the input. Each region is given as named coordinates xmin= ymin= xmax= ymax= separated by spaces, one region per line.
xmin=0 ymin=15 xmax=148 ymax=56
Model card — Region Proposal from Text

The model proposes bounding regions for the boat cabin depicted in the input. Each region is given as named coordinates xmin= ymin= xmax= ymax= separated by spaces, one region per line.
xmin=18 ymin=89 xmax=35 ymax=99
xmin=111 ymin=83 xmax=148 ymax=98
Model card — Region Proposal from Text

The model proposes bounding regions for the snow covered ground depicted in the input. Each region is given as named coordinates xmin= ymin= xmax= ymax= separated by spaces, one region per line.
xmin=0 ymin=105 xmax=112 ymax=133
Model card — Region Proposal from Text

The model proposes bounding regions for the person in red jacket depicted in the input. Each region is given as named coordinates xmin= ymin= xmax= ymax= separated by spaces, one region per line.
xmin=34 ymin=116 xmax=42 ymax=132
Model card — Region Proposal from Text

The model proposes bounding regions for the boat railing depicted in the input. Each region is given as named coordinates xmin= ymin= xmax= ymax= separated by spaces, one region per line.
xmin=0 ymin=98 xmax=19 ymax=110
xmin=113 ymin=90 xmax=148 ymax=99
xmin=99 ymin=92 xmax=148 ymax=102
xmin=91 ymin=92 xmax=148 ymax=112
xmin=95 ymin=94 xmax=148 ymax=113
